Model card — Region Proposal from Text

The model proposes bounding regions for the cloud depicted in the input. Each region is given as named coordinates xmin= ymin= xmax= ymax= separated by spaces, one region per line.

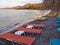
xmin=0 ymin=0 xmax=44 ymax=8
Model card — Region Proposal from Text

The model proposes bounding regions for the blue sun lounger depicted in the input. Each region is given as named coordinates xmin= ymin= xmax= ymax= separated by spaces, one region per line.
xmin=55 ymin=17 xmax=60 ymax=19
xmin=56 ymin=28 xmax=60 ymax=32
xmin=56 ymin=28 xmax=60 ymax=36
xmin=54 ymin=24 xmax=60 ymax=27
xmin=55 ymin=19 xmax=60 ymax=21
xmin=56 ymin=21 xmax=60 ymax=22
xmin=55 ymin=17 xmax=60 ymax=21
xmin=50 ymin=38 xmax=60 ymax=45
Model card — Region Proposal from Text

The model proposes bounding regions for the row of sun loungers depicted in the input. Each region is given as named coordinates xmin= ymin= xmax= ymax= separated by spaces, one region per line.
xmin=50 ymin=17 xmax=60 ymax=45
xmin=0 ymin=24 xmax=44 ymax=45
xmin=54 ymin=17 xmax=60 ymax=32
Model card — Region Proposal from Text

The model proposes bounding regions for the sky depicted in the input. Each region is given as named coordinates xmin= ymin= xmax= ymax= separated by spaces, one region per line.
xmin=0 ymin=0 xmax=44 ymax=8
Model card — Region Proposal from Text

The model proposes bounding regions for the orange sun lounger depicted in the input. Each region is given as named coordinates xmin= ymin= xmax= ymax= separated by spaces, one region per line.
xmin=0 ymin=33 xmax=35 ymax=45
xmin=15 ymin=27 xmax=42 ymax=34
xmin=23 ymin=24 xmax=44 ymax=27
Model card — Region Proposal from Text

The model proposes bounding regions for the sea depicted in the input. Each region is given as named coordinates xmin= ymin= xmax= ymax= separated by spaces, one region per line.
xmin=0 ymin=10 xmax=50 ymax=29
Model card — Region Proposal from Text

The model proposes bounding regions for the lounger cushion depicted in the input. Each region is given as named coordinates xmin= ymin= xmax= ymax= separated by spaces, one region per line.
xmin=15 ymin=31 xmax=24 ymax=35
xmin=26 ymin=25 xmax=33 ymax=29
xmin=50 ymin=38 xmax=60 ymax=45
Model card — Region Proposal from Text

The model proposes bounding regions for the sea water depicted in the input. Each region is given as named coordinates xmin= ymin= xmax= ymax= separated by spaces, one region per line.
xmin=0 ymin=10 xmax=50 ymax=29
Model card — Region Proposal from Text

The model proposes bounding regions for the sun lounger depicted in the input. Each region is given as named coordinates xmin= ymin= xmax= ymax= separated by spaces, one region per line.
xmin=55 ymin=17 xmax=60 ymax=19
xmin=15 ymin=27 xmax=42 ymax=34
xmin=46 ymin=13 xmax=57 ymax=17
xmin=56 ymin=21 xmax=60 ymax=22
xmin=54 ymin=17 xmax=60 ymax=21
xmin=50 ymin=38 xmax=60 ymax=45
xmin=0 ymin=33 xmax=35 ymax=45
xmin=56 ymin=28 xmax=60 ymax=33
xmin=54 ymin=24 xmax=60 ymax=27
xmin=55 ymin=19 xmax=60 ymax=21
xmin=23 ymin=24 xmax=44 ymax=27
xmin=56 ymin=29 xmax=60 ymax=36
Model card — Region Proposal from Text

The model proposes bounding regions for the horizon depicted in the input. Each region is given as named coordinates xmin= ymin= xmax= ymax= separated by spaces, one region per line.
xmin=0 ymin=0 xmax=44 ymax=8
